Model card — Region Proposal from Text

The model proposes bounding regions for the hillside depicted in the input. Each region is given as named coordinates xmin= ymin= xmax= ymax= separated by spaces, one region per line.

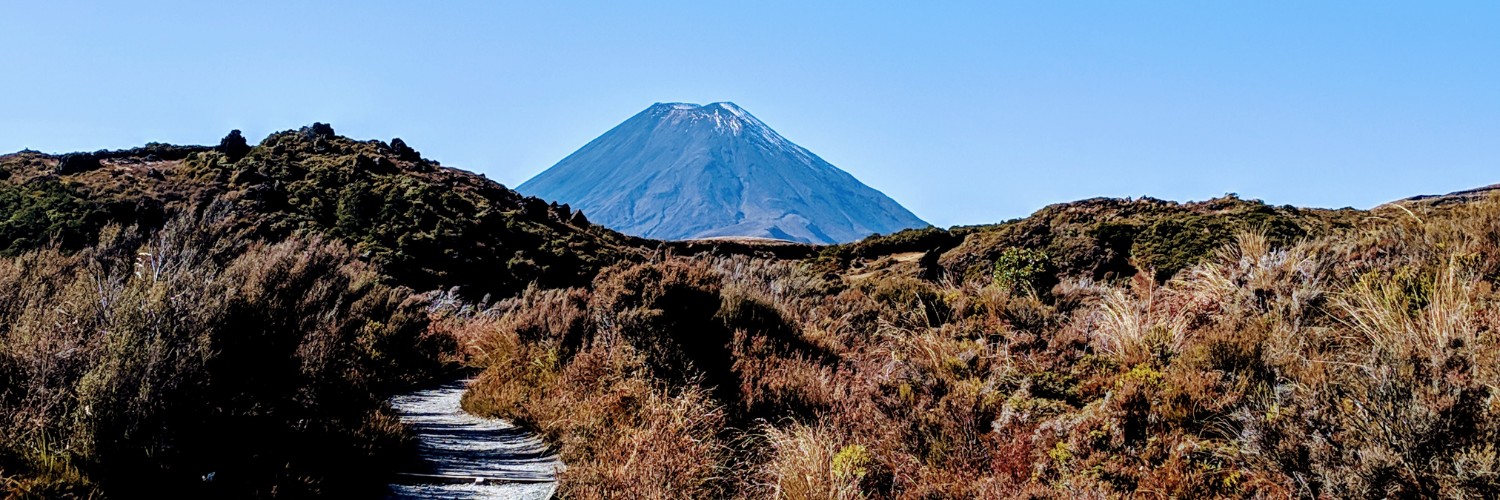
xmin=0 ymin=124 xmax=637 ymax=298
xmin=518 ymin=102 xmax=928 ymax=244
xmin=1385 ymin=183 xmax=1500 ymax=208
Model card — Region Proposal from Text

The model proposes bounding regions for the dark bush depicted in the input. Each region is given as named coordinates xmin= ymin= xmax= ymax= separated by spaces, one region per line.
xmin=390 ymin=137 xmax=421 ymax=162
xmin=54 ymin=152 xmax=101 ymax=174
xmin=218 ymin=129 xmax=252 ymax=161
xmin=594 ymin=260 xmax=737 ymax=393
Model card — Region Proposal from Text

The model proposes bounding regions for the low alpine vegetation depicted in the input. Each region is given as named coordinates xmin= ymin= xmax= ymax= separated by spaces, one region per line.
xmin=454 ymin=197 xmax=1500 ymax=498
xmin=5 ymin=127 xmax=1496 ymax=499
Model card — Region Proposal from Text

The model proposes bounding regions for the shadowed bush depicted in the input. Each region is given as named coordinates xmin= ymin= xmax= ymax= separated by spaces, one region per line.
xmin=0 ymin=214 xmax=450 ymax=498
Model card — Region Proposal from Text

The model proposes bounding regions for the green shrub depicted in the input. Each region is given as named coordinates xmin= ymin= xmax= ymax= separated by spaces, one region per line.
xmin=0 ymin=180 xmax=107 ymax=255
xmin=993 ymin=247 xmax=1053 ymax=293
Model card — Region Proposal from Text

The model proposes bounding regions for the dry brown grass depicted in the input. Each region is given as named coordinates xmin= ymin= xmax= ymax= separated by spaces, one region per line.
xmin=760 ymin=424 xmax=864 ymax=500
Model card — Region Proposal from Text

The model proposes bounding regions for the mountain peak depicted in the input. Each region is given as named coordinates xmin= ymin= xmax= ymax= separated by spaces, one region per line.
xmin=651 ymin=102 xmax=701 ymax=111
xmin=518 ymin=102 xmax=927 ymax=244
xmin=648 ymin=102 xmax=755 ymax=125
xmin=649 ymin=101 xmax=742 ymax=111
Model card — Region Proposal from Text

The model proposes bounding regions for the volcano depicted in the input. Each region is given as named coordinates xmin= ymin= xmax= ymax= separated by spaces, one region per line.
xmin=517 ymin=102 xmax=927 ymax=244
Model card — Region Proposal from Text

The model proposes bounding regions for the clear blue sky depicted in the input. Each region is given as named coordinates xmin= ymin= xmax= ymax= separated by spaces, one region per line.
xmin=2 ymin=2 xmax=1496 ymax=227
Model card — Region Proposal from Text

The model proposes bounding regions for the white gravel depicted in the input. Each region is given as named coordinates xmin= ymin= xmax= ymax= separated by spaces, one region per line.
xmin=386 ymin=379 xmax=561 ymax=499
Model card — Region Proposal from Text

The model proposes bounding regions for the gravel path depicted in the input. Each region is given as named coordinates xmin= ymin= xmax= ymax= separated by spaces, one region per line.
xmin=386 ymin=379 xmax=561 ymax=499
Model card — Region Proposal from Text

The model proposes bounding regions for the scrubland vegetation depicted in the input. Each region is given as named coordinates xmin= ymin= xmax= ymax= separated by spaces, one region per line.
xmin=0 ymin=127 xmax=621 ymax=498
xmin=6 ymin=127 xmax=1499 ymax=499
xmin=457 ymin=197 xmax=1500 ymax=498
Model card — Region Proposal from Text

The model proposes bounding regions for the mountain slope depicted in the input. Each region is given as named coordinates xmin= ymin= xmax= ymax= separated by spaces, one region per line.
xmin=518 ymin=102 xmax=928 ymax=244
xmin=1384 ymin=183 xmax=1500 ymax=207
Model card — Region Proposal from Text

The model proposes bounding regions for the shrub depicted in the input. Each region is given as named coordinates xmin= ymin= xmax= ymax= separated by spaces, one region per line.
xmin=217 ymin=129 xmax=251 ymax=161
xmin=992 ymin=246 xmax=1053 ymax=294
xmin=461 ymin=308 xmax=732 ymax=499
